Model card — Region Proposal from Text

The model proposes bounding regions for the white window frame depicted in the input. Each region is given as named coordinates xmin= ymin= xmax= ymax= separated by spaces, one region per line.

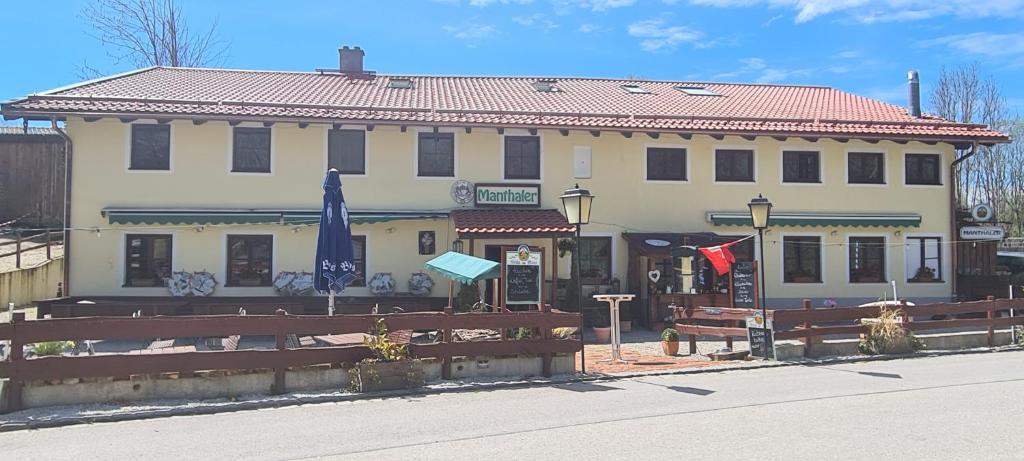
xmin=779 ymin=146 xmax=824 ymax=186
xmin=413 ymin=127 xmax=459 ymax=180
xmin=124 ymin=120 xmax=174 ymax=174
xmin=844 ymin=149 xmax=888 ymax=187
xmin=845 ymin=233 xmax=890 ymax=285
xmin=779 ymin=232 xmax=826 ymax=286
xmin=499 ymin=129 xmax=543 ymax=183
xmin=323 ymin=124 xmax=370 ymax=177
xmin=120 ymin=230 xmax=178 ymax=289
xmin=903 ymin=233 xmax=948 ymax=284
xmin=644 ymin=143 xmax=691 ymax=184
xmin=226 ymin=122 xmax=275 ymax=176
xmin=901 ymin=149 xmax=945 ymax=188
xmin=222 ymin=231 xmax=277 ymax=287
xmin=712 ymin=144 xmax=759 ymax=184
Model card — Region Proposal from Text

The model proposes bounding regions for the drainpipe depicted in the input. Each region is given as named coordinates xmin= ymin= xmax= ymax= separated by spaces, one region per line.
xmin=949 ymin=141 xmax=977 ymax=301
xmin=51 ymin=117 xmax=72 ymax=297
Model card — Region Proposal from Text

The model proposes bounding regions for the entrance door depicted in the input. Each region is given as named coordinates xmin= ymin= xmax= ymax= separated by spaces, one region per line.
xmin=484 ymin=245 xmax=502 ymax=307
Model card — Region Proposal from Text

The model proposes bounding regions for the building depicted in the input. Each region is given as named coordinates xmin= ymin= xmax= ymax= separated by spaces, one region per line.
xmin=0 ymin=126 xmax=66 ymax=227
xmin=1 ymin=47 xmax=1009 ymax=322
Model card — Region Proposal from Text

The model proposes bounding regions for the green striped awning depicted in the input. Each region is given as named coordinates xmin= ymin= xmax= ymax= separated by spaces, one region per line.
xmin=103 ymin=208 xmax=448 ymax=226
xmin=707 ymin=212 xmax=921 ymax=228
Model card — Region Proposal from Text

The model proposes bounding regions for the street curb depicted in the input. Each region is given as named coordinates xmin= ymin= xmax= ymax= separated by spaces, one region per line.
xmin=2 ymin=345 xmax=1020 ymax=432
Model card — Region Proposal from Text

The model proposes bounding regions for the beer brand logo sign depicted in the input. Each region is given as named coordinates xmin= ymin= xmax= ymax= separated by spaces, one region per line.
xmin=474 ymin=183 xmax=541 ymax=207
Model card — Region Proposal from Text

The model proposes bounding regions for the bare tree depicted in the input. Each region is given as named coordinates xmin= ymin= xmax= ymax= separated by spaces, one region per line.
xmin=78 ymin=0 xmax=226 ymax=77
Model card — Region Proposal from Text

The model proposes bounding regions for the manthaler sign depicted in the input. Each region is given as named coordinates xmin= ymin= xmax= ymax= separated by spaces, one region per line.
xmin=474 ymin=183 xmax=541 ymax=207
xmin=959 ymin=226 xmax=1005 ymax=240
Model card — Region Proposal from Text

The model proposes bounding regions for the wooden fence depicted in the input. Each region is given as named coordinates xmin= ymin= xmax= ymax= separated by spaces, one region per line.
xmin=36 ymin=295 xmax=449 ymax=318
xmin=0 ymin=229 xmax=63 ymax=270
xmin=674 ymin=297 xmax=1024 ymax=356
xmin=0 ymin=307 xmax=581 ymax=412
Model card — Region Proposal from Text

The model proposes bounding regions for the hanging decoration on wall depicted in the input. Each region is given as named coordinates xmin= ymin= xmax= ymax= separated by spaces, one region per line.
xmin=273 ymin=271 xmax=316 ymax=296
xmin=419 ymin=231 xmax=436 ymax=255
xmin=368 ymin=272 xmax=396 ymax=296
xmin=450 ymin=179 xmax=475 ymax=206
xmin=647 ymin=270 xmax=661 ymax=284
xmin=168 ymin=271 xmax=218 ymax=297
xmin=407 ymin=272 xmax=435 ymax=296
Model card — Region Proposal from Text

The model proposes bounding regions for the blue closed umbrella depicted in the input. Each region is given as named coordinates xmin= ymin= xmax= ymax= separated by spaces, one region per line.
xmin=314 ymin=168 xmax=357 ymax=315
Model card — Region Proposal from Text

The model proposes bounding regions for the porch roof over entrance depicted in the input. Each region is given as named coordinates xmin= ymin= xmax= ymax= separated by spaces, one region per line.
xmin=451 ymin=209 xmax=575 ymax=238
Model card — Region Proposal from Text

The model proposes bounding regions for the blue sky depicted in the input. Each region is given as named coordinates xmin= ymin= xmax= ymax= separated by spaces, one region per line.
xmin=1 ymin=0 xmax=1023 ymax=120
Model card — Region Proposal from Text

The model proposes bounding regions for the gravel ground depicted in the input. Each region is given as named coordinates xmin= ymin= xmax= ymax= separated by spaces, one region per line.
xmin=0 ymin=234 xmax=62 ymax=273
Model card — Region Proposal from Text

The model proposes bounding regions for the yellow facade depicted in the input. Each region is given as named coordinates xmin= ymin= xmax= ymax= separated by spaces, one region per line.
xmin=66 ymin=117 xmax=954 ymax=304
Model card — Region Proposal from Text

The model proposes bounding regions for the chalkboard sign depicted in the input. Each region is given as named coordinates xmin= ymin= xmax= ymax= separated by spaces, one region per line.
xmin=732 ymin=261 xmax=755 ymax=308
xmin=505 ymin=248 xmax=541 ymax=305
xmin=746 ymin=315 xmax=774 ymax=359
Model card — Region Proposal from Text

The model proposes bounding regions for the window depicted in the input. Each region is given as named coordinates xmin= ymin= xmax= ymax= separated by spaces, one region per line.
xmin=532 ymin=80 xmax=560 ymax=92
xmin=849 ymin=236 xmax=886 ymax=283
xmin=417 ymin=132 xmax=455 ymax=177
xmin=232 ymin=127 xmax=272 ymax=173
xmin=226 ymin=235 xmax=273 ymax=286
xmin=782 ymin=150 xmax=820 ymax=183
xmin=715 ymin=149 xmax=755 ymax=182
xmin=387 ymin=78 xmax=413 ymax=89
xmin=578 ymin=237 xmax=612 ymax=284
xmin=622 ymin=84 xmax=650 ymax=94
xmin=129 ymin=124 xmax=170 ymax=170
xmin=848 ymin=152 xmax=885 ymax=184
xmin=504 ymin=136 xmax=541 ymax=180
xmin=675 ymin=86 xmax=719 ymax=96
xmin=907 ymin=237 xmax=942 ymax=282
xmin=783 ymin=236 xmax=822 ymax=283
xmin=646 ymin=147 xmax=687 ymax=181
xmin=328 ymin=129 xmax=366 ymax=175
xmin=351 ymin=235 xmax=367 ymax=287
xmin=124 ymin=234 xmax=172 ymax=287
xmin=905 ymin=153 xmax=941 ymax=185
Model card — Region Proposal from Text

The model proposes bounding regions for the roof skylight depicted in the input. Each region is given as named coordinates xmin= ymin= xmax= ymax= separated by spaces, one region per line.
xmin=532 ymin=80 xmax=561 ymax=93
xmin=388 ymin=77 xmax=414 ymax=89
xmin=675 ymin=86 xmax=720 ymax=96
xmin=622 ymin=84 xmax=650 ymax=94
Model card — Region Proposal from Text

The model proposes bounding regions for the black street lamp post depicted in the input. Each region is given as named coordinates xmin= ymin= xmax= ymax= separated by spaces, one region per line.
xmin=561 ymin=184 xmax=594 ymax=374
xmin=748 ymin=194 xmax=773 ymax=333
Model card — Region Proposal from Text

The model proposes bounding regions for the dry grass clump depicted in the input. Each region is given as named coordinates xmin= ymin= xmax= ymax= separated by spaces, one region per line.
xmin=858 ymin=308 xmax=922 ymax=355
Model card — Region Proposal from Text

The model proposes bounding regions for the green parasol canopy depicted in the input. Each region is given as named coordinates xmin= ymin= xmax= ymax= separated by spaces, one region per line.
xmin=424 ymin=251 xmax=501 ymax=285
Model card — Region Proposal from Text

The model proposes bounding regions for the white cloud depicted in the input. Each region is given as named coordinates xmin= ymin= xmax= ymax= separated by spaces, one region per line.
xmin=916 ymin=32 xmax=1024 ymax=58
xmin=832 ymin=49 xmax=862 ymax=60
xmin=578 ymin=23 xmax=603 ymax=33
xmin=512 ymin=13 xmax=559 ymax=29
xmin=627 ymin=19 xmax=704 ymax=52
xmin=465 ymin=0 xmax=534 ymax=6
xmin=688 ymin=0 xmax=1024 ymax=23
xmin=553 ymin=0 xmax=637 ymax=13
xmin=761 ymin=14 xmax=784 ymax=26
xmin=716 ymin=57 xmax=819 ymax=83
xmin=442 ymin=23 xmax=499 ymax=44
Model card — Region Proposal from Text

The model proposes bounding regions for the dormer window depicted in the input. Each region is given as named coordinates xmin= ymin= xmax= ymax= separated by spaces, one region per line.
xmin=675 ymin=86 xmax=720 ymax=96
xmin=622 ymin=84 xmax=650 ymax=94
xmin=532 ymin=79 xmax=561 ymax=93
xmin=388 ymin=77 xmax=414 ymax=89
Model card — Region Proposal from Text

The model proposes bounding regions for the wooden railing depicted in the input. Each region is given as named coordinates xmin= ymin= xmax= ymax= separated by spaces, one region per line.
xmin=0 ymin=307 xmax=581 ymax=412
xmin=674 ymin=297 xmax=1024 ymax=357
xmin=36 ymin=295 xmax=447 ymax=318
xmin=0 ymin=229 xmax=63 ymax=269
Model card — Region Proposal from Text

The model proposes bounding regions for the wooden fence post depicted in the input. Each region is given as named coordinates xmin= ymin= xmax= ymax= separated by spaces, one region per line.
xmin=45 ymin=230 xmax=52 ymax=260
xmin=689 ymin=333 xmax=697 ymax=355
xmin=441 ymin=306 xmax=453 ymax=380
xmin=986 ymin=295 xmax=995 ymax=347
xmin=6 ymin=312 xmax=26 ymax=412
xmin=541 ymin=304 xmax=553 ymax=378
xmin=802 ymin=299 xmax=813 ymax=357
xmin=14 ymin=230 xmax=21 ymax=269
xmin=272 ymin=309 xmax=287 ymax=394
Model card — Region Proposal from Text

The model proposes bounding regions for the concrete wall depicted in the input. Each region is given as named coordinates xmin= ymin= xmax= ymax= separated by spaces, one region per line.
xmin=66 ymin=117 xmax=955 ymax=304
xmin=0 ymin=257 xmax=62 ymax=308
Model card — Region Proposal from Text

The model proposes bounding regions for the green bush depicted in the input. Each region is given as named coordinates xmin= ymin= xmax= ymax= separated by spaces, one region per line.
xmin=33 ymin=341 xmax=72 ymax=356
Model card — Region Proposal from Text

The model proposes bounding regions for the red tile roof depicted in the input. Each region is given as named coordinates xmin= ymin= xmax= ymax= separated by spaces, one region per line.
xmin=0 ymin=67 xmax=1009 ymax=143
xmin=452 ymin=209 xmax=574 ymax=236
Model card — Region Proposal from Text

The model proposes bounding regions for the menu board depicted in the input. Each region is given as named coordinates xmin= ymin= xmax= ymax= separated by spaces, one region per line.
xmin=505 ymin=246 xmax=542 ymax=305
xmin=747 ymin=323 xmax=775 ymax=359
xmin=732 ymin=261 xmax=755 ymax=308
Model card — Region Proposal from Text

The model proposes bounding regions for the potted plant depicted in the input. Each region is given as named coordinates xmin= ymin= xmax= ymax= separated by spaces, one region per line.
xmin=591 ymin=309 xmax=611 ymax=344
xmin=911 ymin=266 xmax=936 ymax=282
xmin=351 ymin=319 xmax=424 ymax=392
xmin=661 ymin=328 xmax=680 ymax=356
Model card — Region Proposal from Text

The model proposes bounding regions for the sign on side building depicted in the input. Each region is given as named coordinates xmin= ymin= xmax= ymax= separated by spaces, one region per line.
xmin=475 ymin=183 xmax=541 ymax=207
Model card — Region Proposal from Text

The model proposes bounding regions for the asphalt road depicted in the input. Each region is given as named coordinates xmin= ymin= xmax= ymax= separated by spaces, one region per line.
xmin=4 ymin=351 xmax=1024 ymax=460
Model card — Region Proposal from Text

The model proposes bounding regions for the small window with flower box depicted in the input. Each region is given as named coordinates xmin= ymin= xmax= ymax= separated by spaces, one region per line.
xmin=849 ymin=236 xmax=886 ymax=283
xmin=906 ymin=237 xmax=942 ymax=282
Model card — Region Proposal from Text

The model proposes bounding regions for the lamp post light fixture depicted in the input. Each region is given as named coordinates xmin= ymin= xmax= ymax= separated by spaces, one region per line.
xmin=561 ymin=184 xmax=594 ymax=374
xmin=748 ymin=194 xmax=773 ymax=338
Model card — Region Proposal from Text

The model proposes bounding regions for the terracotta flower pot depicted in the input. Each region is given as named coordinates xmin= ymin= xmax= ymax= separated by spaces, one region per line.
xmin=592 ymin=327 xmax=612 ymax=344
xmin=662 ymin=340 xmax=679 ymax=356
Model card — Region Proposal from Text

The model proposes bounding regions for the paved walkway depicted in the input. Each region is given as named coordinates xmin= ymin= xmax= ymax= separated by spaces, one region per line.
xmin=579 ymin=328 xmax=751 ymax=374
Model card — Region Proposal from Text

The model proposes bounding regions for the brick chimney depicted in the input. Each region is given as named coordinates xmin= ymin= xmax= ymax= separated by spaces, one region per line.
xmin=339 ymin=46 xmax=364 ymax=73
